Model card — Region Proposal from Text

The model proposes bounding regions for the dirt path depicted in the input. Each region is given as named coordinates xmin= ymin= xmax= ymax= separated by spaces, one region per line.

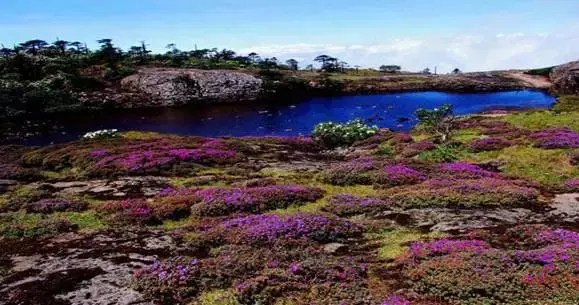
xmin=505 ymin=72 xmax=552 ymax=89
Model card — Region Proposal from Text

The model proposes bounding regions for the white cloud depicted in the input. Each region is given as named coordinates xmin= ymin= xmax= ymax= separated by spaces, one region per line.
xmin=239 ymin=32 xmax=579 ymax=73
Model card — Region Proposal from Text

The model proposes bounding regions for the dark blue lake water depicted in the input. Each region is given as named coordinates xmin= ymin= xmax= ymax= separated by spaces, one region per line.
xmin=21 ymin=90 xmax=555 ymax=145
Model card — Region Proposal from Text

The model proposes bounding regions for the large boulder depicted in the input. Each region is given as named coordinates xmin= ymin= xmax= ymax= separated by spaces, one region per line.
xmin=121 ymin=68 xmax=263 ymax=106
xmin=550 ymin=60 xmax=579 ymax=94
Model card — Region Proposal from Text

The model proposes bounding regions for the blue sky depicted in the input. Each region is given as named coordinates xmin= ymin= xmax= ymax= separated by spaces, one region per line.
xmin=2 ymin=0 xmax=579 ymax=71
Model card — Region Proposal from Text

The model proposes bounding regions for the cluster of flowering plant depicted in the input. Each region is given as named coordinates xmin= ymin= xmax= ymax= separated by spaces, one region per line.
xmin=201 ymin=213 xmax=363 ymax=246
xmin=320 ymin=157 xmax=378 ymax=185
xmin=469 ymin=137 xmax=512 ymax=152
xmin=133 ymin=257 xmax=201 ymax=304
xmin=381 ymin=296 xmax=411 ymax=305
xmin=529 ymin=128 xmax=579 ymax=149
xmin=24 ymin=199 xmax=88 ymax=214
xmin=100 ymin=199 xmax=158 ymax=225
xmin=312 ymin=119 xmax=379 ymax=147
xmin=398 ymin=227 xmax=579 ymax=304
xmin=400 ymin=140 xmax=436 ymax=157
xmin=439 ymin=162 xmax=498 ymax=178
xmin=94 ymin=147 xmax=241 ymax=174
xmin=386 ymin=178 xmax=539 ymax=208
xmin=323 ymin=194 xmax=390 ymax=216
xmin=379 ymin=164 xmax=426 ymax=186
xmin=190 ymin=185 xmax=325 ymax=217
xmin=563 ymin=178 xmax=579 ymax=191
xmin=81 ymin=129 xmax=120 ymax=140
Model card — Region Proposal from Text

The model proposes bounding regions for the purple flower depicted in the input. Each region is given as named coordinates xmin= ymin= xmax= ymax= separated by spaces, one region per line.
xmin=382 ymin=164 xmax=425 ymax=185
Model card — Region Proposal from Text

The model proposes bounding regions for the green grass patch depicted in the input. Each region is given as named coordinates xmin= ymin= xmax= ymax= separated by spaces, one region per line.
xmin=121 ymin=131 xmax=164 ymax=139
xmin=370 ymin=229 xmax=446 ymax=260
xmin=193 ymin=289 xmax=240 ymax=305
xmin=453 ymin=128 xmax=483 ymax=142
xmin=501 ymin=110 xmax=579 ymax=131
xmin=418 ymin=144 xmax=468 ymax=163
xmin=464 ymin=146 xmax=579 ymax=185
xmin=57 ymin=210 xmax=106 ymax=230
xmin=553 ymin=95 xmax=579 ymax=112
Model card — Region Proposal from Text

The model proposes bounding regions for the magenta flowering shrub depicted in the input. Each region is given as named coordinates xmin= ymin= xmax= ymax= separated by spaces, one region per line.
xmin=133 ymin=249 xmax=373 ymax=305
xmin=190 ymin=185 xmax=325 ymax=217
xmin=201 ymin=214 xmax=363 ymax=246
xmin=100 ymin=199 xmax=158 ymax=225
xmin=397 ymin=227 xmax=579 ymax=304
xmin=133 ymin=257 xmax=202 ymax=304
xmin=24 ymin=199 xmax=88 ymax=214
xmin=405 ymin=239 xmax=491 ymax=261
xmin=400 ymin=140 xmax=436 ymax=157
xmin=439 ymin=162 xmax=498 ymax=178
xmin=381 ymin=296 xmax=411 ymax=305
xmin=320 ymin=157 xmax=377 ymax=185
xmin=385 ymin=178 xmax=539 ymax=208
xmin=529 ymin=128 xmax=579 ymax=149
xmin=378 ymin=164 xmax=425 ymax=186
xmin=94 ymin=147 xmax=242 ymax=175
xmin=469 ymin=138 xmax=512 ymax=152
xmin=323 ymin=194 xmax=391 ymax=216
xmin=563 ymin=178 xmax=579 ymax=191
xmin=390 ymin=133 xmax=413 ymax=144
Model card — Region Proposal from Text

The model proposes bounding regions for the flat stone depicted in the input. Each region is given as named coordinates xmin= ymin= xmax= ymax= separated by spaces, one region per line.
xmin=323 ymin=243 xmax=348 ymax=254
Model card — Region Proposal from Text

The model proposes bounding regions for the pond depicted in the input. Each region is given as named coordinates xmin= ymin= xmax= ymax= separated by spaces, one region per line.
xmin=18 ymin=90 xmax=555 ymax=145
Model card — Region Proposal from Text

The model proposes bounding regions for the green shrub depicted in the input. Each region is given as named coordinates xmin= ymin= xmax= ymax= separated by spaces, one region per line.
xmin=312 ymin=119 xmax=378 ymax=147
xmin=373 ymin=143 xmax=394 ymax=156
xmin=524 ymin=66 xmax=554 ymax=76
xmin=418 ymin=143 xmax=466 ymax=163
xmin=415 ymin=104 xmax=456 ymax=141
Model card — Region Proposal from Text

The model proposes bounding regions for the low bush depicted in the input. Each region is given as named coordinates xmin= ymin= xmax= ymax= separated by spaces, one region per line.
xmin=312 ymin=119 xmax=379 ymax=147
xmin=385 ymin=178 xmax=539 ymax=208
xmin=319 ymin=157 xmax=377 ymax=186
xmin=99 ymin=199 xmax=159 ymax=225
xmin=439 ymin=162 xmax=499 ymax=179
xmin=200 ymin=213 xmax=363 ymax=246
xmin=397 ymin=227 xmax=579 ymax=305
xmin=468 ymin=137 xmax=512 ymax=152
xmin=400 ymin=140 xmax=435 ymax=157
xmin=417 ymin=143 xmax=466 ymax=163
xmin=81 ymin=129 xmax=120 ymax=140
xmin=190 ymin=185 xmax=325 ymax=217
xmin=0 ymin=217 xmax=77 ymax=239
xmin=528 ymin=128 xmax=579 ymax=149
xmin=563 ymin=178 xmax=579 ymax=191
xmin=323 ymin=194 xmax=391 ymax=216
xmin=376 ymin=164 xmax=425 ymax=186
xmin=24 ymin=198 xmax=88 ymax=214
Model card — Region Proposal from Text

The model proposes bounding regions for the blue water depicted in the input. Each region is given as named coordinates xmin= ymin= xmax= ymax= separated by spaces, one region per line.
xmin=21 ymin=90 xmax=555 ymax=145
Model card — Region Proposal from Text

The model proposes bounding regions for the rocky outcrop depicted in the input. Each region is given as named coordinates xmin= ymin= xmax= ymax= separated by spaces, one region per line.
xmin=550 ymin=60 xmax=579 ymax=94
xmin=121 ymin=68 xmax=263 ymax=106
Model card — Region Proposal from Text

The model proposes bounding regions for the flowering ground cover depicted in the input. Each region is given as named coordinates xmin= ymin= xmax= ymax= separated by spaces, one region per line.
xmin=1 ymin=106 xmax=578 ymax=305
xmin=394 ymin=226 xmax=579 ymax=305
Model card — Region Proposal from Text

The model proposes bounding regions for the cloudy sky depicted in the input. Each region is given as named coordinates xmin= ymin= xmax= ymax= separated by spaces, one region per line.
xmin=2 ymin=0 xmax=578 ymax=72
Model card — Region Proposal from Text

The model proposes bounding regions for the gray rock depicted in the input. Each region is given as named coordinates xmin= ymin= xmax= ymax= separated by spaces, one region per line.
xmin=548 ymin=193 xmax=579 ymax=223
xmin=551 ymin=60 xmax=579 ymax=94
xmin=121 ymin=68 xmax=263 ymax=106
xmin=322 ymin=243 xmax=348 ymax=254
xmin=31 ymin=176 xmax=170 ymax=199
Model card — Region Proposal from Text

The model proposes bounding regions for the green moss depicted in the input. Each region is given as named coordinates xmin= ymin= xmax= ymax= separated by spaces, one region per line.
xmin=501 ymin=110 xmax=579 ymax=131
xmin=464 ymin=146 xmax=579 ymax=185
xmin=553 ymin=95 xmax=579 ymax=112
xmin=370 ymin=229 xmax=446 ymax=259
xmin=57 ymin=210 xmax=106 ymax=230
xmin=194 ymin=289 xmax=240 ymax=305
